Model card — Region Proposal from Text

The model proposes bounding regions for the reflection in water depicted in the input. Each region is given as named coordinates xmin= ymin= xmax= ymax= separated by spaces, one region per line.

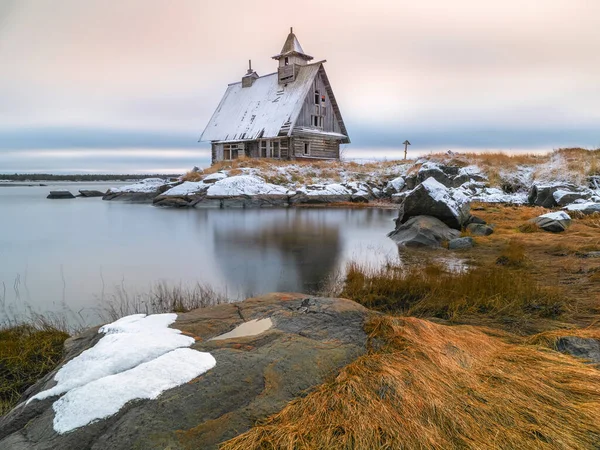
xmin=213 ymin=212 xmax=341 ymax=297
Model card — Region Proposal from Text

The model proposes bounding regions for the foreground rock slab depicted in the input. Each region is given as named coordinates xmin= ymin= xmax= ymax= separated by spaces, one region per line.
xmin=0 ymin=294 xmax=369 ymax=450
xmin=531 ymin=211 xmax=572 ymax=233
xmin=47 ymin=191 xmax=75 ymax=199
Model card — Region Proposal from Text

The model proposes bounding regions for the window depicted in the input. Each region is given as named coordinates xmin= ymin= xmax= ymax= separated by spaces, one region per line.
xmin=284 ymin=57 xmax=289 ymax=66
xmin=319 ymin=116 xmax=324 ymax=128
xmin=312 ymin=115 xmax=319 ymax=127
xmin=260 ymin=140 xmax=267 ymax=158
xmin=303 ymin=142 xmax=310 ymax=155
xmin=223 ymin=144 xmax=240 ymax=160
xmin=314 ymin=90 xmax=320 ymax=105
xmin=321 ymin=94 xmax=326 ymax=104
xmin=272 ymin=141 xmax=280 ymax=159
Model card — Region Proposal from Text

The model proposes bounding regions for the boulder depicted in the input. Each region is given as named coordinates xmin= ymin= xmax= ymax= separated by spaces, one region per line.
xmin=553 ymin=190 xmax=589 ymax=207
xmin=396 ymin=177 xmax=470 ymax=230
xmin=202 ymin=172 xmax=227 ymax=184
xmin=384 ymin=177 xmax=405 ymax=195
xmin=528 ymin=183 xmax=579 ymax=208
xmin=531 ymin=211 xmax=571 ymax=233
xmin=466 ymin=223 xmax=494 ymax=236
xmin=448 ymin=237 xmax=474 ymax=250
xmin=564 ymin=202 xmax=600 ymax=215
xmin=47 ymin=190 xmax=75 ymax=199
xmin=78 ymin=190 xmax=105 ymax=198
xmin=556 ymin=337 xmax=600 ymax=365
xmin=103 ymin=179 xmax=172 ymax=203
xmin=388 ymin=215 xmax=460 ymax=248
xmin=466 ymin=215 xmax=487 ymax=225
xmin=0 ymin=294 xmax=369 ymax=450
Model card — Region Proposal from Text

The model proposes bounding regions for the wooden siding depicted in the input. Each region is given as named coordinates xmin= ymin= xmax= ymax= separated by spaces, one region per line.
xmin=294 ymin=72 xmax=342 ymax=134
xmin=291 ymin=136 xmax=339 ymax=160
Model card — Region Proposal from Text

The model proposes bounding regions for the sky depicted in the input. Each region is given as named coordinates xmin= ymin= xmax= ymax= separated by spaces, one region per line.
xmin=0 ymin=0 xmax=599 ymax=173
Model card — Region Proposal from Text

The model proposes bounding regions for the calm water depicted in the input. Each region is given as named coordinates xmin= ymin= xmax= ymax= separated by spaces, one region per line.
xmin=0 ymin=182 xmax=399 ymax=325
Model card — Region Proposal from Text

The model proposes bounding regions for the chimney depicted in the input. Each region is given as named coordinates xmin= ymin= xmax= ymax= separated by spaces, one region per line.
xmin=242 ymin=59 xmax=259 ymax=88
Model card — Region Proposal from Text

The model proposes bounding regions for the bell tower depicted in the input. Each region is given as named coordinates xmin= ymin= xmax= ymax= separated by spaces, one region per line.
xmin=272 ymin=28 xmax=313 ymax=83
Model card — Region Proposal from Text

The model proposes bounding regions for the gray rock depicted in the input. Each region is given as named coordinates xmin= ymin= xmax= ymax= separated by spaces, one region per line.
xmin=448 ymin=237 xmax=474 ymax=249
xmin=565 ymin=202 xmax=600 ymax=215
xmin=384 ymin=177 xmax=405 ymax=195
xmin=466 ymin=223 xmax=494 ymax=236
xmin=78 ymin=190 xmax=106 ymax=198
xmin=553 ymin=190 xmax=589 ymax=207
xmin=47 ymin=191 xmax=75 ymax=199
xmin=0 ymin=294 xmax=369 ymax=450
xmin=466 ymin=215 xmax=487 ymax=225
xmin=388 ymin=215 xmax=460 ymax=248
xmin=531 ymin=211 xmax=571 ymax=233
xmin=528 ymin=184 xmax=579 ymax=208
xmin=396 ymin=177 xmax=470 ymax=230
xmin=576 ymin=251 xmax=600 ymax=258
xmin=556 ymin=337 xmax=600 ymax=365
xmin=103 ymin=184 xmax=173 ymax=203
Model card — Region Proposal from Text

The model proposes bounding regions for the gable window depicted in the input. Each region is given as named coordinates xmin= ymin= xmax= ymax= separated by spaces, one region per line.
xmin=314 ymin=90 xmax=320 ymax=105
xmin=312 ymin=115 xmax=319 ymax=127
xmin=303 ymin=142 xmax=310 ymax=156
xmin=284 ymin=57 xmax=289 ymax=66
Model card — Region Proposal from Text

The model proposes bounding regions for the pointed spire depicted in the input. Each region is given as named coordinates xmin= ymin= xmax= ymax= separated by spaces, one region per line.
xmin=272 ymin=28 xmax=313 ymax=61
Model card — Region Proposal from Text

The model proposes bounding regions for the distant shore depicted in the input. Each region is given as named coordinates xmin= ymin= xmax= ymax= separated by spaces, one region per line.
xmin=0 ymin=173 xmax=181 ymax=183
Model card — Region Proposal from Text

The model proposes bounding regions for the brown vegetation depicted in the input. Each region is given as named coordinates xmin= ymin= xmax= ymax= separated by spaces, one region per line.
xmin=221 ymin=315 xmax=600 ymax=450
xmin=0 ymin=324 xmax=69 ymax=415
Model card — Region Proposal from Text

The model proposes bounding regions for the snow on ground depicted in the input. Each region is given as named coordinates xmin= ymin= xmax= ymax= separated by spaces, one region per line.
xmin=161 ymin=181 xmax=208 ymax=197
xmin=297 ymin=183 xmax=352 ymax=196
xmin=203 ymin=172 xmax=228 ymax=183
xmin=29 ymin=313 xmax=216 ymax=434
xmin=108 ymin=178 xmax=168 ymax=193
xmin=207 ymin=175 xmax=290 ymax=196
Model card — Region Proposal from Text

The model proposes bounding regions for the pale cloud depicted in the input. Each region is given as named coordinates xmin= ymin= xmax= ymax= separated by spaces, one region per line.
xmin=0 ymin=0 xmax=598 ymax=171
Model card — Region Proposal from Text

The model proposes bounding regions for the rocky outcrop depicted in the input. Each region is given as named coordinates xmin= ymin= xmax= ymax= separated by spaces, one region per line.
xmin=103 ymin=179 xmax=174 ymax=203
xmin=388 ymin=215 xmax=460 ymax=248
xmin=47 ymin=191 xmax=75 ymax=199
xmin=396 ymin=177 xmax=470 ymax=230
xmin=528 ymin=183 xmax=580 ymax=208
xmin=531 ymin=211 xmax=572 ymax=233
xmin=404 ymin=163 xmax=486 ymax=190
xmin=565 ymin=202 xmax=600 ymax=215
xmin=0 ymin=294 xmax=370 ymax=450
xmin=553 ymin=190 xmax=589 ymax=207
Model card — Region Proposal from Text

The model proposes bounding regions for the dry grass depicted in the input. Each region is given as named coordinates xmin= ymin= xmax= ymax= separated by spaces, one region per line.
xmin=221 ymin=314 xmax=600 ymax=450
xmin=0 ymin=324 xmax=69 ymax=415
xmin=340 ymin=256 xmax=564 ymax=324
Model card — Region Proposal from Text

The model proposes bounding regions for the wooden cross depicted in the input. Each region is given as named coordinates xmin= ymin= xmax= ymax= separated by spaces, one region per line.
xmin=403 ymin=140 xmax=411 ymax=160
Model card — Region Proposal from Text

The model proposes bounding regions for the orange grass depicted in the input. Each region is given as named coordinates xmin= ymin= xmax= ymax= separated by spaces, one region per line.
xmin=220 ymin=315 xmax=600 ymax=450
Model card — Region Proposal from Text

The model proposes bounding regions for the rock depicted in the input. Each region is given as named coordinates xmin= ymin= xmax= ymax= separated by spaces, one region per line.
xmin=78 ymin=190 xmax=105 ymax=198
xmin=466 ymin=215 xmax=487 ymax=225
xmin=47 ymin=190 xmax=75 ymax=199
xmin=388 ymin=215 xmax=460 ymax=248
xmin=564 ymin=202 xmax=600 ymax=215
xmin=396 ymin=177 xmax=470 ymax=230
xmin=556 ymin=337 xmax=600 ymax=365
xmin=103 ymin=179 xmax=173 ymax=203
xmin=553 ymin=190 xmax=589 ymax=207
xmin=466 ymin=223 xmax=494 ymax=236
xmin=531 ymin=211 xmax=571 ymax=233
xmin=448 ymin=237 xmax=474 ymax=249
xmin=202 ymin=172 xmax=228 ymax=184
xmin=0 ymin=294 xmax=369 ymax=450
xmin=384 ymin=177 xmax=405 ymax=195
xmin=575 ymin=251 xmax=600 ymax=259
xmin=588 ymin=175 xmax=600 ymax=190
xmin=528 ymin=183 xmax=579 ymax=208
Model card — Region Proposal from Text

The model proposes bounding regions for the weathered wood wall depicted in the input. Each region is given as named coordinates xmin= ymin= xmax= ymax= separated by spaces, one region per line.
xmin=294 ymin=72 xmax=342 ymax=134
xmin=291 ymin=137 xmax=340 ymax=159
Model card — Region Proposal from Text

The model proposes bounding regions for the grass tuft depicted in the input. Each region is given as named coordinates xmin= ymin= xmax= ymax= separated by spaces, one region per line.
xmin=0 ymin=324 xmax=69 ymax=415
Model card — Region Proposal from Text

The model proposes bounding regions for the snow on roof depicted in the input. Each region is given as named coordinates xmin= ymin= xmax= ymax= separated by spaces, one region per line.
xmin=292 ymin=127 xmax=347 ymax=139
xmin=200 ymin=63 xmax=321 ymax=143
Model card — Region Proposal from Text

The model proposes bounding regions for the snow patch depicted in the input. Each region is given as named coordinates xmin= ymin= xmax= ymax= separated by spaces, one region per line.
xmin=109 ymin=178 xmax=167 ymax=193
xmin=207 ymin=175 xmax=290 ymax=196
xmin=52 ymin=348 xmax=215 ymax=434
xmin=539 ymin=211 xmax=571 ymax=221
xmin=29 ymin=313 xmax=215 ymax=434
xmin=203 ymin=172 xmax=228 ymax=183
xmin=161 ymin=181 xmax=208 ymax=197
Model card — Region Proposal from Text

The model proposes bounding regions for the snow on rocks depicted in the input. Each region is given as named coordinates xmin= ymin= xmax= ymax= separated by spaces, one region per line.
xmin=108 ymin=178 xmax=168 ymax=194
xmin=564 ymin=201 xmax=600 ymax=215
xmin=553 ymin=189 xmax=590 ymax=207
xmin=202 ymin=172 xmax=228 ymax=184
xmin=29 ymin=313 xmax=216 ymax=434
xmin=396 ymin=177 xmax=471 ymax=230
xmin=384 ymin=176 xmax=405 ymax=195
xmin=531 ymin=211 xmax=572 ymax=233
xmin=207 ymin=175 xmax=290 ymax=197
xmin=161 ymin=181 xmax=208 ymax=197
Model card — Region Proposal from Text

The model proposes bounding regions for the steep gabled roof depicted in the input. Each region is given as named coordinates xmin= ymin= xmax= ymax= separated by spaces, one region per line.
xmin=200 ymin=63 xmax=322 ymax=143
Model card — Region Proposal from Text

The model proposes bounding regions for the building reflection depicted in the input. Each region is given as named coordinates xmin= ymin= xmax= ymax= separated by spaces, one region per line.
xmin=212 ymin=210 xmax=341 ymax=297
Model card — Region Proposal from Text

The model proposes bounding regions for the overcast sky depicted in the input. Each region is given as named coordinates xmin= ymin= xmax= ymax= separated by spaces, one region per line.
xmin=1 ymin=0 xmax=599 ymax=173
